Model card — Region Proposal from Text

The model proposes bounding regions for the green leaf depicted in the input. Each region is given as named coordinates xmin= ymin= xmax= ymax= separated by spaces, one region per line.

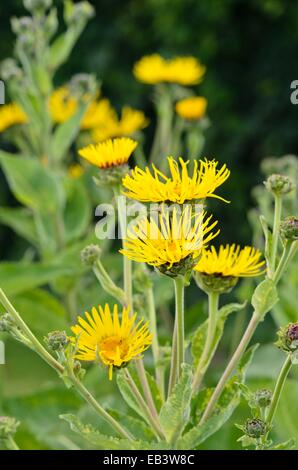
xmin=64 ymin=178 xmax=92 ymax=243
xmin=191 ymin=302 xmax=246 ymax=368
xmin=0 ymin=153 xmax=65 ymax=213
xmin=60 ymin=414 xmax=136 ymax=450
xmin=0 ymin=262 xmax=73 ymax=296
xmin=269 ymin=438 xmax=296 ymax=450
xmin=260 ymin=215 xmax=272 ymax=267
xmin=12 ymin=288 xmax=68 ymax=338
xmin=251 ymin=279 xmax=278 ymax=317
xmin=129 ymin=367 xmax=163 ymax=413
xmin=159 ymin=364 xmax=192 ymax=443
xmin=116 ymin=370 xmax=144 ymax=420
xmin=178 ymin=345 xmax=258 ymax=449
xmin=107 ymin=408 xmax=155 ymax=441
xmin=0 ymin=207 xmax=38 ymax=246
xmin=51 ymin=103 xmax=89 ymax=163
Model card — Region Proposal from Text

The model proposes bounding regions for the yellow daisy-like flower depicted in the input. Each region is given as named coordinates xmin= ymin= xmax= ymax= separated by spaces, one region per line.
xmin=194 ymin=244 xmax=265 ymax=277
xmin=79 ymin=137 xmax=138 ymax=169
xmin=71 ymin=304 xmax=152 ymax=380
xmin=120 ymin=205 xmax=219 ymax=268
xmin=0 ymin=103 xmax=28 ymax=133
xmin=175 ymin=96 xmax=207 ymax=121
xmin=92 ymin=106 xmax=149 ymax=142
xmin=123 ymin=157 xmax=230 ymax=204
xmin=80 ymin=99 xmax=116 ymax=130
xmin=49 ymin=86 xmax=78 ymax=123
xmin=133 ymin=54 xmax=205 ymax=85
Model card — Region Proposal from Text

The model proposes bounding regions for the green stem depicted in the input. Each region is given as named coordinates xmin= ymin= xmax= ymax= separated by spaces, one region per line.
xmin=134 ymin=144 xmax=147 ymax=168
xmin=200 ymin=311 xmax=260 ymax=424
xmin=124 ymin=369 xmax=165 ymax=441
xmin=147 ymin=285 xmax=165 ymax=400
xmin=5 ymin=435 xmax=19 ymax=451
xmin=93 ymin=260 xmax=127 ymax=305
xmin=266 ymin=354 xmax=292 ymax=427
xmin=168 ymin=317 xmax=178 ymax=397
xmin=0 ymin=289 xmax=133 ymax=441
xmin=174 ymin=276 xmax=185 ymax=379
xmin=273 ymin=240 xmax=298 ymax=285
xmin=270 ymin=195 xmax=282 ymax=275
xmin=192 ymin=291 xmax=219 ymax=394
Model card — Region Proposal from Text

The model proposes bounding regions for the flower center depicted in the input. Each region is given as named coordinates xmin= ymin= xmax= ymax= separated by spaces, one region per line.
xmin=98 ymin=335 xmax=130 ymax=379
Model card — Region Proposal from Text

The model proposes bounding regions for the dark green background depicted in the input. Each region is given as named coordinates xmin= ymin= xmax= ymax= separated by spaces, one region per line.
xmin=1 ymin=0 xmax=298 ymax=255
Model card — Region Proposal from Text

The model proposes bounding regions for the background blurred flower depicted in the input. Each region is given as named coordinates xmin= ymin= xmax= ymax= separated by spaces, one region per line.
xmin=92 ymin=106 xmax=148 ymax=141
xmin=176 ymin=96 xmax=207 ymax=121
xmin=0 ymin=103 xmax=28 ymax=132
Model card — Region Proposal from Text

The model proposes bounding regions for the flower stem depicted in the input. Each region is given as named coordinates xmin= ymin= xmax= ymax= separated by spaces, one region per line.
xmin=0 ymin=289 xmax=133 ymax=441
xmin=5 ymin=436 xmax=19 ymax=451
xmin=270 ymin=194 xmax=282 ymax=275
xmin=200 ymin=310 xmax=260 ymax=424
xmin=168 ymin=317 xmax=178 ymax=397
xmin=192 ymin=291 xmax=219 ymax=394
xmin=174 ymin=276 xmax=185 ymax=379
xmin=266 ymin=354 xmax=292 ymax=427
xmin=273 ymin=240 xmax=298 ymax=285
xmin=124 ymin=369 xmax=165 ymax=441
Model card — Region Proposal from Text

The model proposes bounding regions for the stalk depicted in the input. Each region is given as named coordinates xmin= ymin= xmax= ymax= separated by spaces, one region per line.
xmin=192 ymin=291 xmax=219 ymax=393
xmin=266 ymin=354 xmax=292 ymax=427
xmin=270 ymin=194 xmax=282 ymax=274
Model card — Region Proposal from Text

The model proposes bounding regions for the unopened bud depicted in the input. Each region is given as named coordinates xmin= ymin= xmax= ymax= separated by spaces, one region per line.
xmin=45 ymin=330 xmax=69 ymax=351
xmin=11 ymin=16 xmax=35 ymax=36
xmin=264 ymin=174 xmax=295 ymax=196
xmin=244 ymin=418 xmax=266 ymax=438
xmin=23 ymin=0 xmax=52 ymax=13
xmin=65 ymin=1 xmax=94 ymax=25
xmin=69 ymin=73 xmax=96 ymax=100
xmin=253 ymin=389 xmax=272 ymax=408
xmin=81 ymin=244 xmax=101 ymax=266
xmin=0 ymin=59 xmax=23 ymax=81
xmin=280 ymin=216 xmax=298 ymax=241
xmin=0 ymin=313 xmax=15 ymax=332
xmin=0 ymin=416 xmax=19 ymax=439
xmin=276 ymin=322 xmax=298 ymax=353
xmin=194 ymin=272 xmax=238 ymax=294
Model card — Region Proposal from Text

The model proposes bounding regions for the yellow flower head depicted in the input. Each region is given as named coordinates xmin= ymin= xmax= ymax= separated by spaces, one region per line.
xmin=0 ymin=103 xmax=28 ymax=132
xmin=81 ymin=99 xmax=116 ymax=130
xmin=49 ymin=86 xmax=78 ymax=123
xmin=92 ymin=106 xmax=149 ymax=142
xmin=123 ymin=157 xmax=230 ymax=204
xmin=79 ymin=137 xmax=138 ymax=169
xmin=133 ymin=54 xmax=205 ymax=85
xmin=194 ymin=244 xmax=265 ymax=278
xmin=120 ymin=205 xmax=219 ymax=268
xmin=176 ymin=96 xmax=207 ymax=121
xmin=71 ymin=304 xmax=152 ymax=380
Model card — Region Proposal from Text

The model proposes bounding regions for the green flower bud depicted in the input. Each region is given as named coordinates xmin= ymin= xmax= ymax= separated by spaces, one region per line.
xmin=0 ymin=313 xmax=15 ymax=332
xmin=81 ymin=244 xmax=102 ymax=266
xmin=264 ymin=174 xmax=295 ymax=196
xmin=93 ymin=164 xmax=130 ymax=187
xmin=280 ymin=217 xmax=298 ymax=241
xmin=11 ymin=16 xmax=35 ymax=36
xmin=0 ymin=416 xmax=19 ymax=439
xmin=45 ymin=330 xmax=69 ymax=351
xmin=253 ymin=388 xmax=272 ymax=408
xmin=157 ymin=254 xmax=197 ymax=278
xmin=0 ymin=59 xmax=23 ymax=81
xmin=65 ymin=1 xmax=95 ymax=25
xmin=276 ymin=323 xmax=298 ymax=353
xmin=244 ymin=418 xmax=266 ymax=438
xmin=194 ymin=272 xmax=238 ymax=294
xmin=23 ymin=0 xmax=52 ymax=12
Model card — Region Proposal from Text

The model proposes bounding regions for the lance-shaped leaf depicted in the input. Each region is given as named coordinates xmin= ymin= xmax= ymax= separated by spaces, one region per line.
xmin=159 ymin=363 xmax=192 ymax=443
xmin=251 ymin=279 xmax=278 ymax=317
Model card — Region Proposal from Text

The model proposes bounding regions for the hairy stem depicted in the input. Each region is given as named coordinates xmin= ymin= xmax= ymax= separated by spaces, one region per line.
xmin=270 ymin=194 xmax=282 ymax=275
xmin=266 ymin=354 xmax=292 ymax=427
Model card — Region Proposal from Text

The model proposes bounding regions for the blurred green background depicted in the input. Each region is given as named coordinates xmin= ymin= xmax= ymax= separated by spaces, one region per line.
xmin=1 ymin=0 xmax=298 ymax=257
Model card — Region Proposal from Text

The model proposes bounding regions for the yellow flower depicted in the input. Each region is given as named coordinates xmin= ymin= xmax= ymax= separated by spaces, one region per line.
xmin=71 ymin=304 xmax=152 ymax=380
xmin=123 ymin=157 xmax=230 ymax=204
xmin=175 ymin=96 xmax=207 ymax=120
xmin=80 ymin=99 xmax=116 ymax=130
xmin=49 ymin=86 xmax=78 ymax=123
xmin=0 ymin=103 xmax=28 ymax=132
xmin=79 ymin=137 xmax=137 ymax=169
xmin=194 ymin=244 xmax=265 ymax=277
xmin=68 ymin=163 xmax=84 ymax=179
xmin=120 ymin=205 xmax=219 ymax=268
xmin=92 ymin=106 xmax=149 ymax=142
xmin=133 ymin=54 xmax=206 ymax=85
